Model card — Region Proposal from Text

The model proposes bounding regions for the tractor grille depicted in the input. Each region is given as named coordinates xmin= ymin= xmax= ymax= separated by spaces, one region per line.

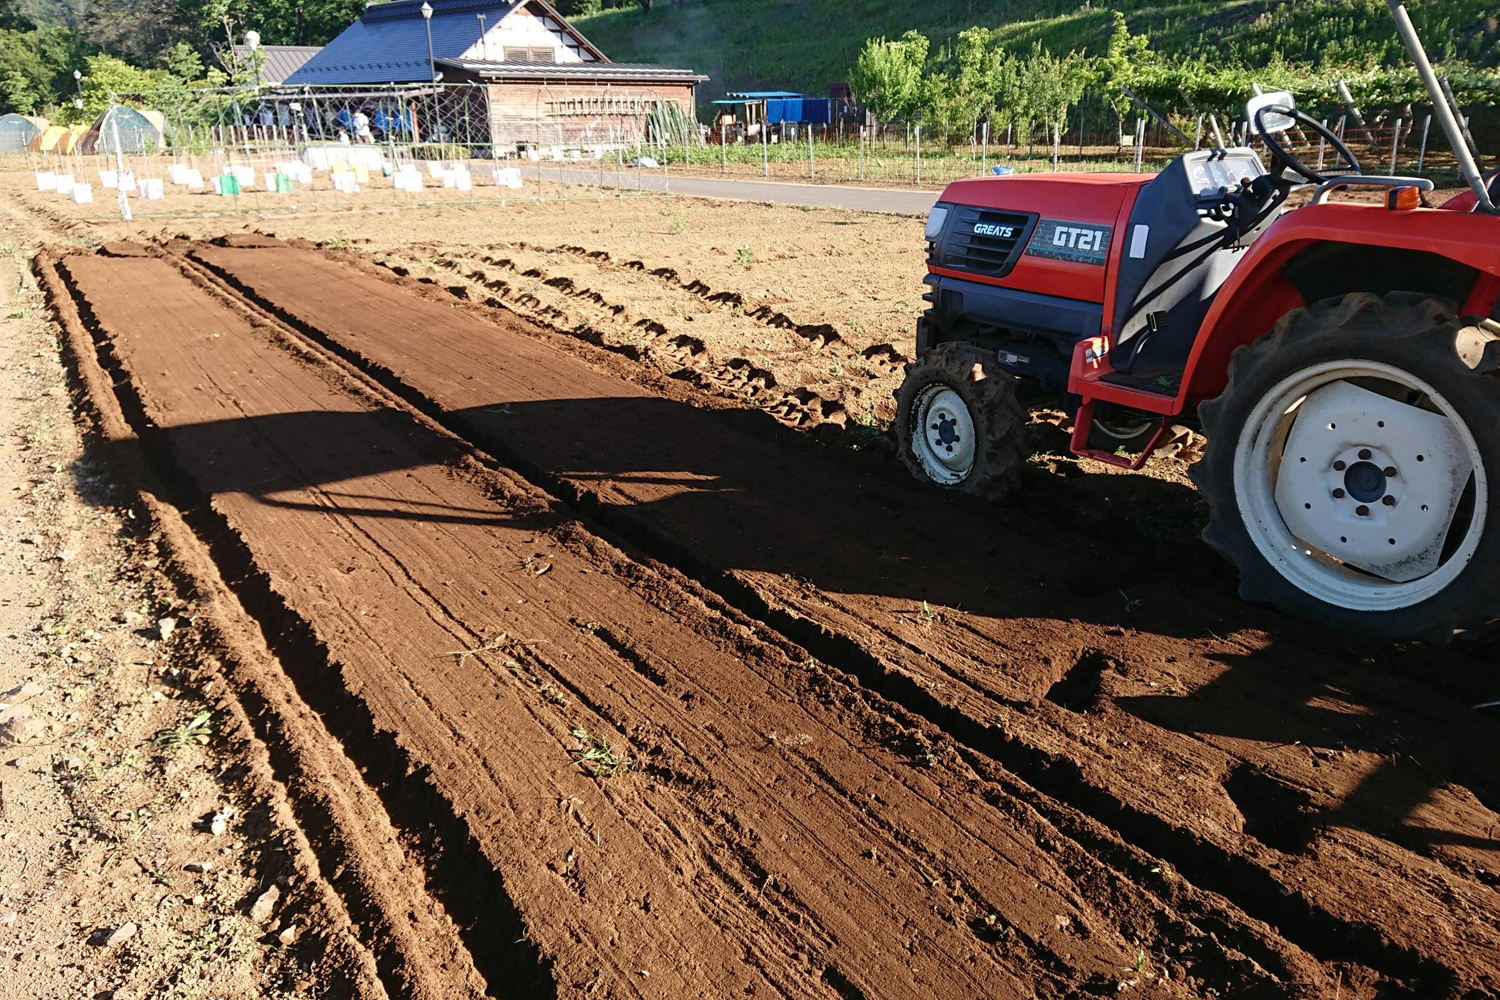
xmin=930 ymin=206 xmax=1036 ymax=278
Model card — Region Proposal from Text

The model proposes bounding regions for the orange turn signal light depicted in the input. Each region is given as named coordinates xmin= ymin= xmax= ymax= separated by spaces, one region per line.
xmin=1386 ymin=186 xmax=1421 ymax=211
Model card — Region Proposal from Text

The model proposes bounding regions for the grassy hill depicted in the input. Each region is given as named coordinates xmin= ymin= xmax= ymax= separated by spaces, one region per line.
xmin=573 ymin=0 xmax=1498 ymax=102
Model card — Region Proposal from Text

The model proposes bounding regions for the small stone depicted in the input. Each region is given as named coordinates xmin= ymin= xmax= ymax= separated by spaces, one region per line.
xmin=209 ymin=809 xmax=233 ymax=837
xmin=249 ymin=884 xmax=280 ymax=923
xmin=184 ymin=861 xmax=212 ymax=873
xmin=0 ymin=682 xmax=42 ymax=705
xmin=0 ymin=713 xmax=43 ymax=748
xmin=96 ymin=922 xmax=136 ymax=947
xmin=156 ymin=618 xmax=177 ymax=641
xmin=191 ymin=895 xmax=205 ymax=907
xmin=0 ymin=911 xmax=16 ymax=925
xmin=277 ymin=924 xmax=299 ymax=946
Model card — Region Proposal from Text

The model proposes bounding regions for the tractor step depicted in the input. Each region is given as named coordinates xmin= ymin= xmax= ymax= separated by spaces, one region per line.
xmin=1099 ymin=366 xmax=1180 ymax=395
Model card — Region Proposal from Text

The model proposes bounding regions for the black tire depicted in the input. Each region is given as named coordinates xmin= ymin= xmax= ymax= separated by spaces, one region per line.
xmin=894 ymin=341 xmax=1024 ymax=502
xmin=1086 ymin=401 xmax=1159 ymax=453
xmin=1191 ymin=292 xmax=1500 ymax=641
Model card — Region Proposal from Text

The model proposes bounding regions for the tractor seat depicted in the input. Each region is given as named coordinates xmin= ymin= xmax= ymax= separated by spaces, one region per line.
xmin=1108 ymin=150 xmax=1277 ymax=376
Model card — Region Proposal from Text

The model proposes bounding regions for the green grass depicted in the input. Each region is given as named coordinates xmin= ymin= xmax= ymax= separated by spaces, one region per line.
xmin=575 ymin=0 xmax=1496 ymax=102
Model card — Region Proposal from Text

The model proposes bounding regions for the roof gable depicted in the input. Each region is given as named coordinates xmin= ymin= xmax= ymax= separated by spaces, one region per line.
xmin=284 ymin=0 xmax=606 ymax=86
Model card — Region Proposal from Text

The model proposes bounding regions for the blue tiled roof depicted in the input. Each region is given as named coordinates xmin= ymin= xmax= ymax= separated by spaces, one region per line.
xmin=284 ymin=0 xmax=523 ymax=85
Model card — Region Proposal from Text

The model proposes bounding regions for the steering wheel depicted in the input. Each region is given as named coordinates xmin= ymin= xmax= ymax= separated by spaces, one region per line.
xmin=1252 ymin=104 xmax=1361 ymax=184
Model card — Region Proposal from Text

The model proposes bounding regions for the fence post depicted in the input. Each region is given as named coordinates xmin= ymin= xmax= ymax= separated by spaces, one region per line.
xmin=1051 ymin=120 xmax=1060 ymax=171
xmin=1134 ymin=118 xmax=1145 ymax=172
xmin=720 ymin=123 xmax=726 ymax=173
xmin=107 ymin=93 xmax=132 ymax=221
xmin=1005 ymin=122 xmax=1012 ymax=158
xmin=981 ymin=120 xmax=988 ymax=175
xmin=915 ymin=125 xmax=921 ymax=185
xmin=761 ymin=119 xmax=768 ymax=178
xmin=1417 ymin=114 xmax=1432 ymax=172
xmin=859 ymin=125 xmax=866 ymax=181
xmin=1317 ymin=118 xmax=1328 ymax=172
xmin=1193 ymin=113 xmax=1203 ymax=150
xmin=1389 ymin=117 xmax=1403 ymax=174
xmin=808 ymin=120 xmax=814 ymax=179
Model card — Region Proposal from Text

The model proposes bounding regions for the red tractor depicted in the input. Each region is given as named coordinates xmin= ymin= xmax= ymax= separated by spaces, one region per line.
xmin=895 ymin=1 xmax=1500 ymax=640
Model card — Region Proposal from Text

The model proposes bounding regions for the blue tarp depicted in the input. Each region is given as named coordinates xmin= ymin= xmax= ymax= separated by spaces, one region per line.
xmin=765 ymin=97 xmax=831 ymax=125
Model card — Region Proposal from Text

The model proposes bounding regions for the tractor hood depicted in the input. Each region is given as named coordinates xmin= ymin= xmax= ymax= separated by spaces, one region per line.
xmin=940 ymin=172 xmax=1151 ymax=218
xmin=931 ymin=173 xmax=1152 ymax=303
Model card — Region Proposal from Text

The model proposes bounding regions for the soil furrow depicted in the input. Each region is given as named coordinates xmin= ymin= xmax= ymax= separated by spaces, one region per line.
xmin=183 ymin=239 xmax=1499 ymax=998
xmin=49 ymin=245 xmax=1328 ymax=998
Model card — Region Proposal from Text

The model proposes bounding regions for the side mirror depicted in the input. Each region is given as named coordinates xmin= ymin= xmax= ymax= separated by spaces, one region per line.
xmin=1246 ymin=91 xmax=1297 ymax=133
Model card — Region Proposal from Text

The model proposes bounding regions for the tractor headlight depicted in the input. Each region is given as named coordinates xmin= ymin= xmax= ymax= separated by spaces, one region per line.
xmin=924 ymin=205 xmax=949 ymax=242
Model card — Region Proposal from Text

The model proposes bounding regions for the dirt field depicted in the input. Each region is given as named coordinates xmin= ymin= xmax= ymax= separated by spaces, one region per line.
xmin=5 ymin=171 xmax=1498 ymax=1000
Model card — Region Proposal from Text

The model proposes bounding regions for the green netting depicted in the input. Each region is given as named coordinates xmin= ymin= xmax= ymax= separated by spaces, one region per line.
xmin=0 ymin=114 xmax=43 ymax=154
xmin=83 ymin=106 xmax=163 ymax=155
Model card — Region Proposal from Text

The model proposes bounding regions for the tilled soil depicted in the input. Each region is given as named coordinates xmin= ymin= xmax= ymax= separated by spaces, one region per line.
xmin=40 ymin=231 xmax=1500 ymax=1000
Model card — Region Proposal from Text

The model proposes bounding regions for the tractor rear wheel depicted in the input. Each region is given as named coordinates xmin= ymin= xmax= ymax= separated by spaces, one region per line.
xmin=895 ymin=342 xmax=1024 ymax=502
xmin=1193 ymin=292 xmax=1500 ymax=641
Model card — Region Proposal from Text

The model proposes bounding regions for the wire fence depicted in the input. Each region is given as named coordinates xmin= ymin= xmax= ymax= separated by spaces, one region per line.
xmin=684 ymin=112 xmax=1477 ymax=187
xmin=3 ymin=81 xmax=1486 ymax=221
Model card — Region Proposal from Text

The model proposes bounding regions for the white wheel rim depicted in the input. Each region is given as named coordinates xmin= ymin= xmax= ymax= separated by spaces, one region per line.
xmin=912 ymin=385 xmax=976 ymax=485
xmin=1234 ymin=359 xmax=1487 ymax=612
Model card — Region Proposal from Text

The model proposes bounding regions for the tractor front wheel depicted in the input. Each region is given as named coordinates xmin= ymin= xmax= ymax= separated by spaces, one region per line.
xmin=1193 ymin=292 xmax=1500 ymax=641
xmin=895 ymin=342 xmax=1024 ymax=502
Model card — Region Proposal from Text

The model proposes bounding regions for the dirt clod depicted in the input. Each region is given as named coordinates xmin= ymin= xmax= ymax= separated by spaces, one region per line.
xmin=250 ymin=884 xmax=281 ymax=923
xmin=93 ymin=922 xmax=136 ymax=948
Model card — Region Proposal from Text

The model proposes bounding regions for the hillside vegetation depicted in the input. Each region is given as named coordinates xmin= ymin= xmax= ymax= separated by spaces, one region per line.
xmin=573 ymin=0 xmax=1498 ymax=103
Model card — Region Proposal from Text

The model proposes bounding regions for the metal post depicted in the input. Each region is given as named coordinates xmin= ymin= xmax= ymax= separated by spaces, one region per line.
xmin=1388 ymin=0 xmax=1491 ymax=208
xmin=1417 ymin=114 xmax=1432 ymax=172
xmin=761 ymin=118 xmax=768 ymax=178
xmin=980 ymin=120 xmax=987 ymax=175
xmin=1317 ymin=118 xmax=1328 ymax=172
xmin=914 ymin=125 xmax=921 ymax=185
xmin=107 ymin=94 xmax=132 ymax=221
xmin=808 ymin=121 xmax=814 ymax=179
xmin=1134 ymin=118 xmax=1145 ymax=172
xmin=1005 ymin=122 xmax=1012 ymax=158
xmin=1389 ymin=117 xmax=1403 ymax=174
xmin=1193 ymin=113 xmax=1203 ymax=150
xmin=1051 ymin=120 xmax=1059 ymax=171
xmin=859 ymin=125 xmax=866 ymax=181
xmin=720 ymin=123 xmax=726 ymax=173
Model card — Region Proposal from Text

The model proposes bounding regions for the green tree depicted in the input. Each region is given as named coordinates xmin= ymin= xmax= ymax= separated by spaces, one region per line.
xmin=849 ymin=30 xmax=928 ymax=124
xmin=1096 ymin=11 xmax=1152 ymax=131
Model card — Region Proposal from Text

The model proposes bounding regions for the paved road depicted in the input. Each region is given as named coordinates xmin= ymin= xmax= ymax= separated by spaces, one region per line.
xmin=537 ymin=165 xmax=942 ymax=215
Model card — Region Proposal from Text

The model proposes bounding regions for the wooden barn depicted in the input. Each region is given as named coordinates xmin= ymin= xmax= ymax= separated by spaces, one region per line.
xmin=284 ymin=0 xmax=706 ymax=151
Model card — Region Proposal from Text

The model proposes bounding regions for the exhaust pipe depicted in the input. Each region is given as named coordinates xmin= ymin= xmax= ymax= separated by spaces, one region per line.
xmin=1386 ymin=0 xmax=1497 ymax=213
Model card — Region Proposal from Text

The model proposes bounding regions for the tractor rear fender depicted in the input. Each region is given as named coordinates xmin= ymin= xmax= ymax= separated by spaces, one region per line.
xmin=1177 ymin=203 xmax=1500 ymax=409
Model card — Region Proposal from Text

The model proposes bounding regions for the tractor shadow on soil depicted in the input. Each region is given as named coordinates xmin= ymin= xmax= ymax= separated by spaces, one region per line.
xmin=1114 ymin=650 xmax=1500 ymax=863
xmin=84 ymin=395 xmax=1500 ymax=862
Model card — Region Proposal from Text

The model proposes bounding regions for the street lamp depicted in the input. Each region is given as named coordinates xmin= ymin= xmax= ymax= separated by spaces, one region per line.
xmin=420 ymin=2 xmax=444 ymax=141
xmin=244 ymin=30 xmax=262 ymax=88
xmin=72 ymin=69 xmax=83 ymax=113
xmin=476 ymin=13 xmax=488 ymax=61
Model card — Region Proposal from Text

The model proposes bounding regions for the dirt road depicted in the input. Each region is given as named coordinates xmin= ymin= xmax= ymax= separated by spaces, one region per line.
xmin=41 ymin=233 xmax=1500 ymax=1000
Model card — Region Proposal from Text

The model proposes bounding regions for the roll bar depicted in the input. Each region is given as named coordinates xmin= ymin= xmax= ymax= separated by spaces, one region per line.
xmin=1385 ymin=0 xmax=1498 ymax=214
xmin=1310 ymin=175 xmax=1434 ymax=205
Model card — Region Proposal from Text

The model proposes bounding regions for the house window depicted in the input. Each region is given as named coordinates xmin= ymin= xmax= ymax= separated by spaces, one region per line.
xmin=503 ymin=46 xmax=556 ymax=62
